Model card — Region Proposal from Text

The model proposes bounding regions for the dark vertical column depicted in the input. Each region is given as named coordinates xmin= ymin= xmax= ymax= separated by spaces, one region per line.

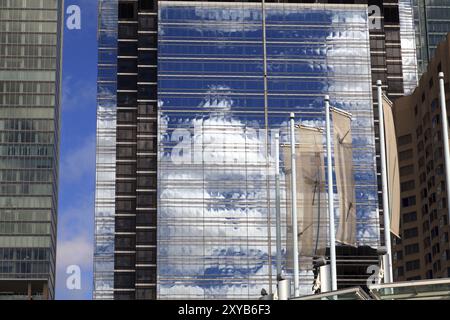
xmin=134 ymin=0 xmax=158 ymax=300
xmin=115 ymin=0 xmax=139 ymax=299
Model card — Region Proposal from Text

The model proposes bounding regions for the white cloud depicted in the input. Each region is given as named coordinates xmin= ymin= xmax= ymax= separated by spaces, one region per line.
xmin=60 ymin=134 xmax=96 ymax=183
xmin=56 ymin=192 xmax=94 ymax=299
xmin=57 ymin=235 xmax=93 ymax=270
xmin=62 ymin=75 xmax=97 ymax=112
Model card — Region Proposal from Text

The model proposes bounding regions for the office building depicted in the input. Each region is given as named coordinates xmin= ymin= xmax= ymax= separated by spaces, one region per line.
xmin=0 ymin=0 xmax=64 ymax=299
xmin=412 ymin=0 xmax=450 ymax=75
xmin=94 ymin=0 xmax=417 ymax=299
xmin=392 ymin=34 xmax=450 ymax=281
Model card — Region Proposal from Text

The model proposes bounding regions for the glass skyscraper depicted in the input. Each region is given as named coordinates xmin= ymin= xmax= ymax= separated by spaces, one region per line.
xmin=412 ymin=0 xmax=450 ymax=74
xmin=157 ymin=1 xmax=378 ymax=299
xmin=95 ymin=0 xmax=417 ymax=300
xmin=0 ymin=0 xmax=63 ymax=299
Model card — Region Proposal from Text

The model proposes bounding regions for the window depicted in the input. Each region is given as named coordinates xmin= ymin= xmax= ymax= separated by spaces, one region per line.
xmin=401 ymin=180 xmax=415 ymax=192
xmin=117 ymin=164 xmax=136 ymax=176
xmin=404 ymin=227 xmax=418 ymax=239
xmin=136 ymin=248 xmax=156 ymax=264
xmin=117 ymin=58 xmax=138 ymax=75
xmin=404 ymin=243 xmax=419 ymax=255
xmin=431 ymin=226 xmax=439 ymax=239
xmin=400 ymin=165 xmax=414 ymax=176
xmin=114 ymin=292 xmax=134 ymax=300
xmin=136 ymin=193 xmax=157 ymax=207
xmin=432 ymin=243 xmax=440 ymax=256
xmin=405 ymin=259 xmax=420 ymax=271
xmin=118 ymin=24 xmax=137 ymax=39
xmin=136 ymin=288 xmax=156 ymax=300
xmin=115 ymin=272 xmax=134 ymax=289
xmin=424 ymin=236 xmax=431 ymax=248
xmin=396 ymin=266 xmax=404 ymax=277
xmin=137 ymin=175 xmax=157 ymax=188
xmin=118 ymin=75 xmax=137 ymax=90
xmin=384 ymin=7 xmax=400 ymax=24
xmin=119 ymin=3 xmax=136 ymax=20
xmin=402 ymin=196 xmax=416 ymax=208
xmin=117 ymin=92 xmax=137 ymax=107
xmin=399 ymin=149 xmax=413 ymax=161
xmin=115 ymin=216 xmax=135 ymax=232
xmin=136 ymin=267 xmax=156 ymax=282
xmin=137 ymin=156 xmax=157 ymax=171
xmin=139 ymin=0 xmax=157 ymax=11
xmin=117 ymin=110 xmax=137 ymax=124
xmin=397 ymin=134 xmax=412 ymax=146
xmin=433 ymin=260 xmax=441 ymax=272
xmin=115 ymin=254 xmax=134 ymax=268
xmin=138 ymin=49 xmax=157 ymax=64
xmin=136 ymin=211 xmax=156 ymax=226
xmin=139 ymin=15 xmax=156 ymax=30
xmin=138 ymin=104 xmax=156 ymax=116
xmin=115 ymin=234 xmax=135 ymax=250
xmin=116 ymin=199 xmax=136 ymax=212
xmin=117 ymin=145 xmax=136 ymax=158
xmin=136 ymin=230 xmax=156 ymax=245
xmin=402 ymin=211 xmax=417 ymax=223
xmin=118 ymin=42 xmax=137 ymax=57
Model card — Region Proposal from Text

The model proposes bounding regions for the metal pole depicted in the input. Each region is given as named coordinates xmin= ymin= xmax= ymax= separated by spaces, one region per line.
xmin=289 ymin=112 xmax=300 ymax=297
xmin=439 ymin=73 xmax=450 ymax=224
xmin=377 ymin=80 xmax=393 ymax=283
xmin=319 ymin=265 xmax=332 ymax=293
xmin=261 ymin=0 xmax=273 ymax=295
xmin=277 ymin=279 xmax=290 ymax=300
xmin=274 ymin=132 xmax=282 ymax=280
xmin=325 ymin=96 xmax=338 ymax=291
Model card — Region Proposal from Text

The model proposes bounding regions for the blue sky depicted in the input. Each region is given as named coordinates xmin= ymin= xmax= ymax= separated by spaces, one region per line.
xmin=56 ymin=0 xmax=98 ymax=300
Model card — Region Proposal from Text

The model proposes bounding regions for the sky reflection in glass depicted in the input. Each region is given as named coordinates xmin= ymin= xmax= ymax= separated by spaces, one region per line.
xmin=157 ymin=2 xmax=379 ymax=299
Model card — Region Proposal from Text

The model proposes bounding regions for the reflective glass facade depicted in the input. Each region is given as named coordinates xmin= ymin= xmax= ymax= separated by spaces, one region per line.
xmin=413 ymin=0 xmax=450 ymax=74
xmin=95 ymin=0 xmax=415 ymax=300
xmin=157 ymin=2 xmax=379 ymax=299
xmin=0 ymin=0 xmax=63 ymax=299
xmin=399 ymin=0 xmax=418 ymax=94
xmin=94 ymin=0 xmax=118 ymax=300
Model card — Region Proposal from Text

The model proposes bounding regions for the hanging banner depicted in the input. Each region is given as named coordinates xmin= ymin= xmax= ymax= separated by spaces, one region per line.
xmin=332 ymin=109 xmax=357 ymax=246
xmin=383 ymin=96 xmax=401 ymax=237
xmin=284 ymin=125 xmax=328 ymax=259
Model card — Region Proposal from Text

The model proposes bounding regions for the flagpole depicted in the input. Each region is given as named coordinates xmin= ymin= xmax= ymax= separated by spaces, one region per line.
xmin=274 ymin=132 xmax=282 ymax=280
xmin=377 ymin=80 xmax=393 ymax=283
xmin=325 ymin=96 xmax=338 ymax=291
xmin=438 ymin=73 xmax=450 ymax=225
xmin=289 ymin=112 xmax=300 ymax=297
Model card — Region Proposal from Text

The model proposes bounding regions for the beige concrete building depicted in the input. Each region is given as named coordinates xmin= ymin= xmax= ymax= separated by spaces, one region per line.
xmin=393 ymin=34 xmax=450 ymax=281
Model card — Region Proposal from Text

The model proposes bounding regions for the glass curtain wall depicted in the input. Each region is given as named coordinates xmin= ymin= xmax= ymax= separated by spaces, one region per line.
xmin=412 ymin=0 xmax=450 ymax=74
xmin=0 ymin=0 xmax=62 ymax=299
xmin=157 ymin=1 xmax=379 ymax=299
xmin=94 ymin=0 xmax=118 ymax=300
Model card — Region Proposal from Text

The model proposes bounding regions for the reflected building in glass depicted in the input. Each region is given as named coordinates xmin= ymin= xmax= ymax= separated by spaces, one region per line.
xmin=0 ymin=0 xmax=63 ymax=299
xmin=94 ymin=0 xmax=418 ymax=300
